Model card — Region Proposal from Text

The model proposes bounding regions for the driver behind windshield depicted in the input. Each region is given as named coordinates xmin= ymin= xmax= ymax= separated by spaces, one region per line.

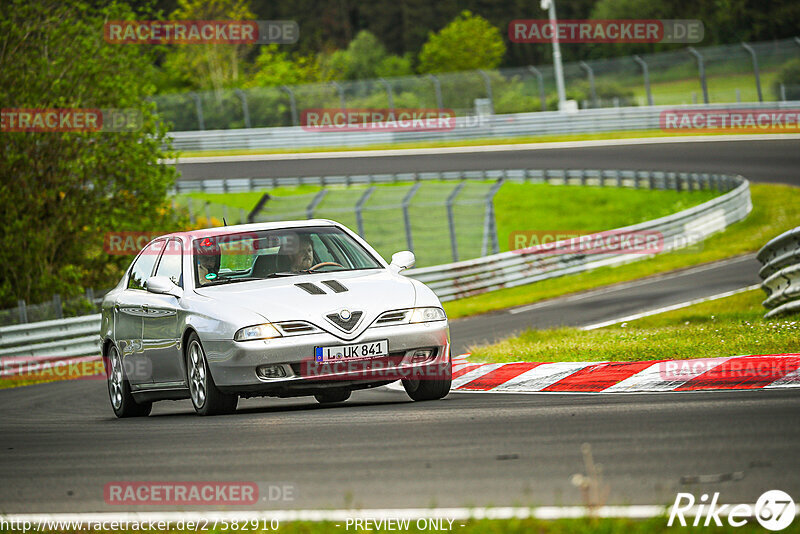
xmin=278 ymin=234 xmax=314 ymax=272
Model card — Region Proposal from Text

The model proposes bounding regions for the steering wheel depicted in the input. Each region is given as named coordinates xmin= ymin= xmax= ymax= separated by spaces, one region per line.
xmin=308 ymin=261 xmax=343 ymax=271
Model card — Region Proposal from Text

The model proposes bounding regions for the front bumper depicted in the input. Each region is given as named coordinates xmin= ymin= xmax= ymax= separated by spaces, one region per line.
xmin=202 ymin=321 xmax=450 ymax=394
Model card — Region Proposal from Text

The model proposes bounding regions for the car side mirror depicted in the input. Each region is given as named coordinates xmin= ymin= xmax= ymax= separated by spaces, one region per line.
xmin=145 ymin=276 xmax=183 ymax=298
xmin=389 ymin=251 xmax=415 ymax=273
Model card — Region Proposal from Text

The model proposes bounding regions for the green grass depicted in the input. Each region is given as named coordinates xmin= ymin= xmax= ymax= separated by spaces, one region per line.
xmin=469 ymin=289 xmax=800 ymax=364
xmin=630 ymin=71 xmax=781 ymax=106
xmin=6 ymin=517 xmax=794 ymax=534
xmin=444 ymin=183 xmax=800 ymax=319
xmin=179 ymin=181 xmax=718 ymax=268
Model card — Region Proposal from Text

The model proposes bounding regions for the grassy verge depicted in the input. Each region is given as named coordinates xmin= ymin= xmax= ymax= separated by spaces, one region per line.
xmin=174 ymin=130 xmax=787 ymax=158
xmin=181 ymin=181 xmax=717 ymax=269
xmin=6 ymin=517 xmax=792 ymax=534
xmin=469 ymin=289 xmax=799 ymax=364
xmin=444 ymin=183 xmax=800 ymax=319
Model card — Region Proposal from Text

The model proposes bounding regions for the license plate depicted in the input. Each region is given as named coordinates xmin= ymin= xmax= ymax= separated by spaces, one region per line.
xmin=315 ymin=340 xmax=388 ymax=363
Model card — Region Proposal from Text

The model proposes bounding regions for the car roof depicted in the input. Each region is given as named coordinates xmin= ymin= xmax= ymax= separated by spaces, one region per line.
xmin=154 ymin=219 xmax=341 ymax=242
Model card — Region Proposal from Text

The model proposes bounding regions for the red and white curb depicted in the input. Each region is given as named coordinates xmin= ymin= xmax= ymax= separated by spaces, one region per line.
xmin=446 ymin=353 xmax=800 ymax=393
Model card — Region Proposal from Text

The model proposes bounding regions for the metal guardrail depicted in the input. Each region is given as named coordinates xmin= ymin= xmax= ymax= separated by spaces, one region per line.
xmin=1 ymin=169 xmax=751 ymax=365
xmin=168 ymin=101 xmax=800 ymax=152
xmin=405 ymin=173 xmax=751 ymax=301
xmin=757 ymin=227 xmax=800 ymax=318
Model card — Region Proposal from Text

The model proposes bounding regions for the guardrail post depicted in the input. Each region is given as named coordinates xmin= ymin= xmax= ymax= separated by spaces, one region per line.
xmin=306 ymin=189 xmax=328 ymax=219
xmin=579 ymin=62 xmax=598 ymax=108
xmin=401 ymin=183 xmax=422 ymax=253
xmin=527 ymin=66 xmax=547 ymax=111
xmin=446 ymin=181 xmax=466 ymax=262
xmin=615 ymin=169 xmax=622 ymax=187
xmin=378 ymin=77 xmax=395 ymax=113
xmin=53 ymin=294 xmax=63 ymax=319
xmin=427 ymin=74 xmax=444 ymax=110
xmin=330 ymin=81 xmax=346 ymax=112
xmin=280 ymin=85 xmax=299 ymax=126
xmin=247 ymin=193 xmax=271 ymax=223
xmin=235 ymin=89 xmax=251 ymax=128
xmin=740 ymin=43 xmax=763 ymax=103
xmin=478 ymin=69 xmax=495 ymax=114
xmin=632 ymin=55 xmax=654 ymax=106
xmin=482 ymin=179 xmax=504 ymax=256
xmin=355 ymin=187 xmax=375 ymax=238
xmin=17 ymin=300 xmax=27 ymax=324
xmin=189 ymin=92 xmax=205 ymax=130
xmin=687 ymin=47 xmax=709 ymax=104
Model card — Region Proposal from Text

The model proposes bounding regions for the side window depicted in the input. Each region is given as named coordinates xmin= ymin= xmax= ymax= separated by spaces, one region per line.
xmin=127 ymin=240 xmax=164 ymax=290
xmin=154 ymin=238 xmax=183 ymax=288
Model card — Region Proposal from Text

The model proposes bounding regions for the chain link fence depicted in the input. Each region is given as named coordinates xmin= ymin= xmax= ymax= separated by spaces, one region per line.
xmin=152 ymin=38 xmax=800 ymax=131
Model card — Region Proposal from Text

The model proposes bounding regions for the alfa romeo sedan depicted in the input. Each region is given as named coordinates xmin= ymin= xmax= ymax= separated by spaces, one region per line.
xmin=101 ymin=220 xmax=451 ymax=416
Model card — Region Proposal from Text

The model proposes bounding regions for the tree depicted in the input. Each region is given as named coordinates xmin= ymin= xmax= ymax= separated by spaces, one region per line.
xmin=0 ymin=0 xmax=179 ymax=307
xmin=246 ymin=45 xmax=321 ymax=87
xmin=160 ymin=0 xmax=256 ymax=93
xmin=417 ymin=11 xmax=505 ymax=74
xmin=320 ymin=30 xmax=413 ymax=81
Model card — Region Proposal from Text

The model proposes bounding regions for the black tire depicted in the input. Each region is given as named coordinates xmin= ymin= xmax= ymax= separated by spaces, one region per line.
xmin=186 ymin=333 xmax=238 ymax=416
xmin=402 ymin=359 xmax=452 ymax=401
xmin=314 ymin=389 xmax=352 ymax=404
xmin=106 ymin=345 xmax=152 ymax=418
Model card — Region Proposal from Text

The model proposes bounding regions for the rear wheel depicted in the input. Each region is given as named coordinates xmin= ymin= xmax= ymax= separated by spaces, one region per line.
xmin=314 ymin=389 xmax=351 ymax=404
xmin=106 ymin=345 xmax=152 ymax=418
xmin=403 ymin=359 xmax=452 ymax=401
xmin=187 ymin=333 xmax=238 ymax=416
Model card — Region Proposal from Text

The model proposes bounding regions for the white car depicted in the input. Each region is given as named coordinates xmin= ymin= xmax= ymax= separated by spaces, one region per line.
xmin=101 ymin=220 xmax=452 ymax=417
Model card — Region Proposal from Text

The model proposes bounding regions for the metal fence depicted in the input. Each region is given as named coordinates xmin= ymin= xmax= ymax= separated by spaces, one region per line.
xmin=0 ymin=288 xmax=109 ymax=327
xmin=757 ymin=227 xmax=800 ymax=318
xmin=407 ymin=173 xmax=751 ymax=302
xmin=154 ymin=38 xmax=800 ymax=132
xmin=174 ymin=167 xmax=738 ymax=269
xmin=167 ymin=100 xmax=800 ymax=152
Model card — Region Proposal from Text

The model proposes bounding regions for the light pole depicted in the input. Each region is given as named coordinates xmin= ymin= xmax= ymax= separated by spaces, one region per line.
xmin=542 ymin=0 xmax=567 ymax=110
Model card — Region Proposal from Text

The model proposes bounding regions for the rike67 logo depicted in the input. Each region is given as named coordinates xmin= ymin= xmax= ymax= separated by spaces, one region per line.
xmin=669 ymin=490 xmax=795 ymax=530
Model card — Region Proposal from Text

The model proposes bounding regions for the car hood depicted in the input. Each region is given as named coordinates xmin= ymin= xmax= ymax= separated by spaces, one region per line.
xmin=194 ymin=269 xmax=417 ymax=341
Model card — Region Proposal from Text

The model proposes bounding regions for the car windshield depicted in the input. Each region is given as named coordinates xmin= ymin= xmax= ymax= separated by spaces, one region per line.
xmin=193 ymin=226 xmax=382 ymax=286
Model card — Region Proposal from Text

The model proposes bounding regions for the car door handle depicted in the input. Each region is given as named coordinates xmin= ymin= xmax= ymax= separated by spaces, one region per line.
xmin=114 ymin=304 xmax=120 ymax=311
xmin=141 ymin=304 xmax=150 ymax=311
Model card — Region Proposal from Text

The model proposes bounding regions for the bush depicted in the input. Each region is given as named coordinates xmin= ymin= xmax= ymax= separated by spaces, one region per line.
xmin=773 ymin=58 xmax=800 ymax=101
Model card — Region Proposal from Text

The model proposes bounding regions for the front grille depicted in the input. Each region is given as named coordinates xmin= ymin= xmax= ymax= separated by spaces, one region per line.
xmin=295 ymin=282 xmax=326 ymax=295
xmin=276 ymin=321 xmax=319 ymax=335
xmin=321 ymin=280 xmax=348 ymax=293
xmin=325 ymin=311 xmax=363 ymax=332
xmin=375 ymin=310 xmax=408 ymax=325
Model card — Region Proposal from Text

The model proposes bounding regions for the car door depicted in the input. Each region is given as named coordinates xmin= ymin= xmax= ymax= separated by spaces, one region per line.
xmin=143 ymin=237 xmax=184 ymax=386
xmin=114 ymin=239 xmax=165 ymax=386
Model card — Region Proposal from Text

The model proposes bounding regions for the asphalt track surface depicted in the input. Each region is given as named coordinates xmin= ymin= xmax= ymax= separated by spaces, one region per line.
xmin=1 ymin=138 xmax=798 ymax=513
xmin=175 ymin=138 xmax=800 ymax=185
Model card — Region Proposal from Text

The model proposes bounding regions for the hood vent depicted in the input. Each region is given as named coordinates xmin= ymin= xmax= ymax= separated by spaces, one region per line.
xmin=321 ymin=280 xmax=348 ymax=293
xmin=295 ymin=282 xmax=326 ymax=295
xmin=326 ymin=311 xmax=363 ymax=332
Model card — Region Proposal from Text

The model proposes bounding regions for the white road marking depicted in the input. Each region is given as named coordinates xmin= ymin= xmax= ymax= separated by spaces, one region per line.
xmin=579 ymin=284 xmax=761 ymax=330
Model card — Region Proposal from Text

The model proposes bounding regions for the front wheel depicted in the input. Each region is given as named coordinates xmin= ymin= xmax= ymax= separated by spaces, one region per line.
xmin=186 ymin=333 xmax=238 ymax=416
xmin=402 ymin=359 xmax=452 ymax=401
xmin=106 ymin=345 xmax=152 ymax=418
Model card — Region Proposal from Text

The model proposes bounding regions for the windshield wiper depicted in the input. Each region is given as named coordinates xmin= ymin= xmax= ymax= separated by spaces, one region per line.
xmin=203 ymin=276 xmax=263 ymax=286
xmin=265 ymin=272 xmax=301 ymax=278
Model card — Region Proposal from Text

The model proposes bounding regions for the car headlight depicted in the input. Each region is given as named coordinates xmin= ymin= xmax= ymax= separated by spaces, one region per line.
xmin=409 ymin=307 xmax=447 ymax=323
xmin=234 ymin=323 xmax=282 ymax=341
